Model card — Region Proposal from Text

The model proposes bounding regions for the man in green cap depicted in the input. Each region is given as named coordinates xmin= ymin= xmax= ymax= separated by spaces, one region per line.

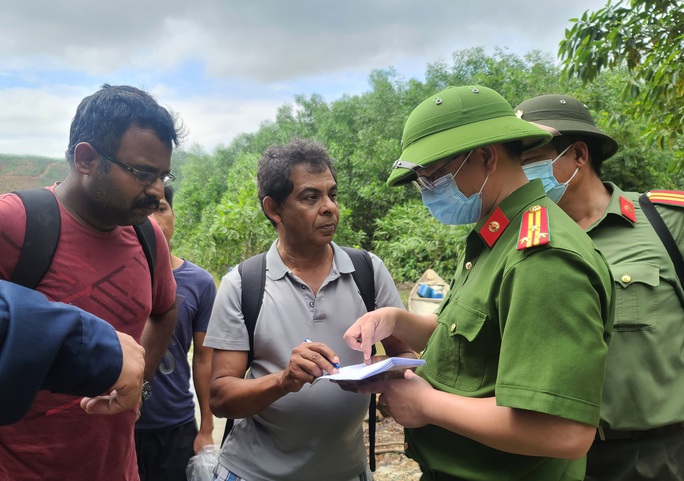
xmin=516 ymin=93 xmax=684 ymax=481
xmin=343 ymin=85 xmax=615 ymax=480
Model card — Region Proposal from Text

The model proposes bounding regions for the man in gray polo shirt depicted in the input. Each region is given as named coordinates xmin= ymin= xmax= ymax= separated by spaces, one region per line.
xmin=204 ymin=138 xmax=412 ymax=481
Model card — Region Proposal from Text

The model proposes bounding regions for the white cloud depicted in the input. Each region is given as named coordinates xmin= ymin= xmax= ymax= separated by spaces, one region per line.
xmin=167 ymin=94 xmax=281 ymax=152
xmin=0 ymin=0 xmax=610 ymax=157
xmin=0 ymin=87 xmax=88 ymax=157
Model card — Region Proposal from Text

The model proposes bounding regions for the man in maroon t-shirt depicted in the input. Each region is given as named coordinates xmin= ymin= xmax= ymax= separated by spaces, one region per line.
xmin=0 ymin=84 xmax=180 ymax=481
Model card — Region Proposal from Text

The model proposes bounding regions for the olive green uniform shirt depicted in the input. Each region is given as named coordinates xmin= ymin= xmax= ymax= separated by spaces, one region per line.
xmin=587 ymin=183 xmax=684 ymax=430
xmin=405 ymin=180 xmax=615 ymax=481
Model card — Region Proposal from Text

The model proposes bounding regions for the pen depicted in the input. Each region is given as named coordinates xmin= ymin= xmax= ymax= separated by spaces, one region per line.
xmin=304 ymin=338 xmax=341 ymax=368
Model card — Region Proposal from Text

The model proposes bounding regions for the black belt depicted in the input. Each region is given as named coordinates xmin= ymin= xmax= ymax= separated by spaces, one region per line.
xmin=595 ymin=422 xmax=684 ymax=441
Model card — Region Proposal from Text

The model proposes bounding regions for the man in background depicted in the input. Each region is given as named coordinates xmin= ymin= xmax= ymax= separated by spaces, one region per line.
xmin=517 ymin=93 xmax=684 ymax=481
xmin=136 ymin=186 xmax=216 ymax=481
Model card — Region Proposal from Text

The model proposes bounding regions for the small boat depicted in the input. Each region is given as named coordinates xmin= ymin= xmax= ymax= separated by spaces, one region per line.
xmin=408 ymin=269 xmax=450 ymax=315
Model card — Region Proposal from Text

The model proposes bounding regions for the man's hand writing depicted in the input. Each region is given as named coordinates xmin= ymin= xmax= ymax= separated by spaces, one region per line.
xmin=278 ymin=341 xmax=340 ymax=393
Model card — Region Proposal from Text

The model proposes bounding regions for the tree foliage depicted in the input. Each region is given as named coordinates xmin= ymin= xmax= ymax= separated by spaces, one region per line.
xmin=373 ymin=199 xmax=470 ymax=283
xmin=169 ymin=47 xmax=680 ymax=282
xmin=559 ymin=0 xmax=684 ymax=159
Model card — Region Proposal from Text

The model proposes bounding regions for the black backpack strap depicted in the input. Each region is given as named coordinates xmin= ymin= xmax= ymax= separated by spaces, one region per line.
xmin=11 ymin=189 xmax=61 ymax=289
xmin=639 ymin=194 xmax=684 ymax=288
xmin=221 ymin=252 xmax=267 ymax=446
xmin=340 ymin=247 xmax=375 ymax=312
xmin=133 ymin=219 xmax=157 ymax=289
xmin=238 ymin=252 xmax=267 ymax=366
xmin=340 ymin=246 xmax=378 ymax=471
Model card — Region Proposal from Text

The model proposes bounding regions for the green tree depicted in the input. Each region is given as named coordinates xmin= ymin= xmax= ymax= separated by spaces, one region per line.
xmin=169 ymin=46 xmax=680 ymax=280
xmin=559 ymin=0 xmax=684 ymax=159
xmin=373 ymin=199 xmax=470 ymax=283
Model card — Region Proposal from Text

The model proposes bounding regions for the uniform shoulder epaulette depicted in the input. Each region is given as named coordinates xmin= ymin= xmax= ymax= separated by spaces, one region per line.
xmin=517 ymin=205 xmax=550 ymax=250
xmin=646 ymin=190 xmax=684 ymax=208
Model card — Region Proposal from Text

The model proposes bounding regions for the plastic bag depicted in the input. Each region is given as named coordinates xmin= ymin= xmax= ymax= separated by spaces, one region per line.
xmin=186 ymin=444 xmax=220 ymax=481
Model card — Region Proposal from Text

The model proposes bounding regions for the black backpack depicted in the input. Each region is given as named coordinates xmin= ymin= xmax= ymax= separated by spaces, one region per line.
xmin=223 ymin=246 xmax=379 ymax=471
xmin=9 ymin=188 xmax=157 ymax=289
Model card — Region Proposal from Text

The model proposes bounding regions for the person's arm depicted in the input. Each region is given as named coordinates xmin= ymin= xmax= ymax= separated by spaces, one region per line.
xmin=209 ymin=341 xmax=341 ymax=419
xmin=361 ymin=370 xmax=595 ymax=459
xmin=343 ymin=307 xmax=438 ymax=362
xmin=80 ymin=331 xmax=145 ymax=415
xmin=0 ymin=280 xmax=144 ymax=425
xmin=371 ymin=256 xmax=420 ymax=360
xmin=191 ymin=331 xmax=214 ymax=453
xmin=140 ymin=300 xmax=178 ymax=380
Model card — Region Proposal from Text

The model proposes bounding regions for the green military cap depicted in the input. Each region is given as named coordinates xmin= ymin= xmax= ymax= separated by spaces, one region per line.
xmin=515 ymin=94 xmax=619 ymax=161
xmin=387 ymin=85 xmax=552 ymax=187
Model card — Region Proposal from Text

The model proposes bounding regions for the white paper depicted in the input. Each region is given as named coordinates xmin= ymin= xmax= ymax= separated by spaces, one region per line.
xmin=313 ymin=357 xmax=425 ymax=384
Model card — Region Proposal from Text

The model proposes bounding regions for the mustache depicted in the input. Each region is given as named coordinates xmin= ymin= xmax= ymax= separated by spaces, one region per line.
xmin=134 ymin=198 xmax=160 ymax=210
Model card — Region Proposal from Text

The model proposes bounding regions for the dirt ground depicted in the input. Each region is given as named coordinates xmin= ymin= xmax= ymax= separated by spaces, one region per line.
xmin=366 ymin=411 xmax=422 ymax=481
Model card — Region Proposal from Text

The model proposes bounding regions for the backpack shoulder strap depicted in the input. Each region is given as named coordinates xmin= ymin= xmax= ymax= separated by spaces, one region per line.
xmin=11 ymin=189 xmax=61 ymax=289
xmin=340 ymin=246 xmax=378 ymax=472
xmin=238 ymin=252 xmax=267 ymax=366
xmin=133 ymin=219 xmax=157 ymax=289
xmin=222 ymin=252 xmax=266 ymax=446
xmin=340 ymin=246 xmax=375 ymax=313
xmin=639 ymin=193 xmax=684 ymax=288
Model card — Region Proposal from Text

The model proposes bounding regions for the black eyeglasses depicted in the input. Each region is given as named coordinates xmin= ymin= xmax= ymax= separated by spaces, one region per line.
xmin=413 ymin=151 xmax=472 ymax=191
xmin=100 ymin=153 xmax=175 ymax=187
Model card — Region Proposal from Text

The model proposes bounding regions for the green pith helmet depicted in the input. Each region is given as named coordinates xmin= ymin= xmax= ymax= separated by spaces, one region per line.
xmin=515 ymin=94 xmax=619 ymax=161
xmin=387 ymin=85 xmax=552 ymax=187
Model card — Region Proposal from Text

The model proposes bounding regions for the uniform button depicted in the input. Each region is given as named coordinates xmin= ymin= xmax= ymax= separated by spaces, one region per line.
xmin=488 ymin=221 xmax=500 ymax=232
xmin=465 ymin=261 xmax=473 ymax=270
xmin=621 ymin=274 xmax=631 ymax=283
xmin=450 ymin=323 xmax=456 ymax=332
xmin=301 ymin=285 xmax=306 ymax=289
xmin=309 ymin=301 xmax=314 ymax=307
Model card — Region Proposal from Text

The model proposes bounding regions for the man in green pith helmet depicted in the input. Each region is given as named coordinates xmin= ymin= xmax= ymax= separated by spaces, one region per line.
xmin=517 ymin=93 xmax=684 ymax=481
xmin=343 ymin=85 xmax=616 ymax=481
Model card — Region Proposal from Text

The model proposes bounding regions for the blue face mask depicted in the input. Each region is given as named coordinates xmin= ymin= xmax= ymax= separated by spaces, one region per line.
xmin=419 ymin=155 xmax=489 ymax=225
xmin=522 ymin=144 xmax=577 ymax=203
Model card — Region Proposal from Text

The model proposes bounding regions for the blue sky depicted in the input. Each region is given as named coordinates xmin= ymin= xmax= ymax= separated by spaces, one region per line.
xmin=0 ymin=0 xmax=609 ymax=158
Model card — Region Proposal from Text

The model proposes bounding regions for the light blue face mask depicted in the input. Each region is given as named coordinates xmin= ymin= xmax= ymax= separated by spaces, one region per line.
xmin=419 ymin=155 xmax=489 ymax=225
xmin=522 ymin=144 xmax=577 ymax=203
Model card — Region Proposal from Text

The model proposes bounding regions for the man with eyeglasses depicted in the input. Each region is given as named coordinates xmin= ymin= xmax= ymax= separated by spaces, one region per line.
xmin=516 ymin=94 xmax=684 ymax=481
xmin=343 ymin=85 xmax=615 ymax=480
xmin=0 ymin=84 xmax=180 ymax=481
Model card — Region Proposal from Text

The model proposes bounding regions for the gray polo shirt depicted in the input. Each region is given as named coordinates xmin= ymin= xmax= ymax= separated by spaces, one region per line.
xmin=205 ymin=241 xmax=404 ymax=481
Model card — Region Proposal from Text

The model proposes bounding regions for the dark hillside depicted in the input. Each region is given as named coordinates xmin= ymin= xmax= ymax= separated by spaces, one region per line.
xmin=0 ymin=154 xmax=68 ymax=194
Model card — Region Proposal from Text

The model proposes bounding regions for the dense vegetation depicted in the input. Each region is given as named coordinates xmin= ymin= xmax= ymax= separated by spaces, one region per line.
xmin=559 ymin=0 xmax=684 ymax=160
xmin=4 ymin=2 xmax=683 ymax=283
xmin=170 ymin=47 xmax=682 ymax=281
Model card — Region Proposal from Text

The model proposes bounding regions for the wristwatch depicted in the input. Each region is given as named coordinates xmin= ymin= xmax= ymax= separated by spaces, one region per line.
xmin=141 ymin=380 xmax=152 ymax=404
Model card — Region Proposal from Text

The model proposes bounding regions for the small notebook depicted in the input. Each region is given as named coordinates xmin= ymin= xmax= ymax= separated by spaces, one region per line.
xmin=313 ymin=357 xmax=425 ymax=384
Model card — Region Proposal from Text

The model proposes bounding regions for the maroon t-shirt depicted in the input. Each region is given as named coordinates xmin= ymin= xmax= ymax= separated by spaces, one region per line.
xmin=0 ymin=187 xmax=176 ymax=481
